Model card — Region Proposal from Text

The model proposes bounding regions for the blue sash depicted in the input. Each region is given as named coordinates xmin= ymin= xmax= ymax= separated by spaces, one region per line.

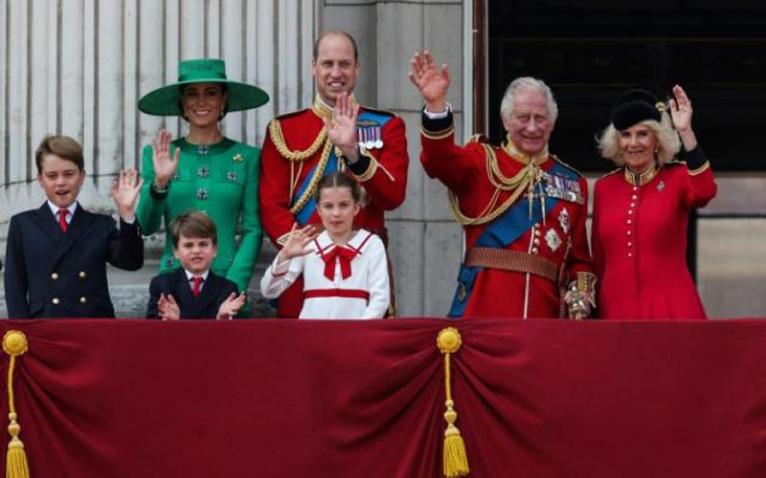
xmin=448 ymin=161 xmax=578 ymax=317
xmin=290 ymin=110 xmax=393 ymax=225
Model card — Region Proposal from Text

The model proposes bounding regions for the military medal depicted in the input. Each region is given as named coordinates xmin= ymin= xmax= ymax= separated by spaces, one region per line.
xmin=357 ymin=120 xmax=384 ymax=150
xmin=374 ymin=126 xmax=383 ymax=149
xmin=545 ymin=228 xmax=562 ymax=252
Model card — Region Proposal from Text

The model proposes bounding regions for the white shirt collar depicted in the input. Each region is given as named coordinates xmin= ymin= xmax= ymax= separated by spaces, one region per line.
xmin=47 ymin=201 xmax=78 ymax=220
xmin=184 ymin=269 xmax=210 ymax=281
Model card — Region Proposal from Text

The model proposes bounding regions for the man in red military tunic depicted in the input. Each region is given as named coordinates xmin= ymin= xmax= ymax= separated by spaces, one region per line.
xmin=409 ymin=50 xmax=595 ymax=319
xmin=260 ymin=31 xmax=409 ymax=317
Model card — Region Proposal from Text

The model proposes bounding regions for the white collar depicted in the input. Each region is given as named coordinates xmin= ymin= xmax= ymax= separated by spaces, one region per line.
xmin=315 ymin=229 xmax=372 ymax=252
xmin=47 ymin=201 xmax=78 ymax=219
xmin=184 ymin=269 xmax=210 ymax=281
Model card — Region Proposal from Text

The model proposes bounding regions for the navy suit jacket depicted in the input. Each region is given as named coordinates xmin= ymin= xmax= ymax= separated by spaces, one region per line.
xmin=4 ymin=203 xmax=144 ymax=318
xmin=146 ymin=268 xmax=239 ymax=319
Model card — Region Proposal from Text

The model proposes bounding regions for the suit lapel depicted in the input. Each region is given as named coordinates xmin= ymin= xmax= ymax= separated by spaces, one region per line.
xmin=32 ymin=203 xmax=65 ymax=245
xmin=53 ymin=204 xmax=97 ymax=265
xmin=172 ymin=268 xmax=199 ymax=315
xmin=195 ymin=272 xmax=223 ymax=316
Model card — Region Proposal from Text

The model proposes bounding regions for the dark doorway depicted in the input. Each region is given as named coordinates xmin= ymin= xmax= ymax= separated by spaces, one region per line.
xmin=487 ymin=1 xmax=766 ymax=172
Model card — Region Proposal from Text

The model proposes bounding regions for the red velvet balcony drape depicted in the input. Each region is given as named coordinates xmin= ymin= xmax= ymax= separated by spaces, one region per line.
xmin=1 ymin=318 xmax=766 ymax=478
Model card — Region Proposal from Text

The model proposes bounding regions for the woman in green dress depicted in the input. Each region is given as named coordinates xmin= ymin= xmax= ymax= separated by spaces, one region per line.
xmin=137 ymin=58 xmax=268 ymax=295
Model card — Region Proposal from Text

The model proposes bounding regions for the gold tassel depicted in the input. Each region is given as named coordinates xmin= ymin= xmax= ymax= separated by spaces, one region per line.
xmin=3 ymin=330 xmax=30 ymax=478
xmin=436 ymin=327 xmax=469 ymax=478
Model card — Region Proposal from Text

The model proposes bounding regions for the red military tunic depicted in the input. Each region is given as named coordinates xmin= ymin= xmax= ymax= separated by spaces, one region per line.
xmin=259 ymin=95 xmax=409 ymax=317
xmin=420 ymin=111 xmax=593 ymax=319
xmin=592 ymin=148 xmax=717 ymax=319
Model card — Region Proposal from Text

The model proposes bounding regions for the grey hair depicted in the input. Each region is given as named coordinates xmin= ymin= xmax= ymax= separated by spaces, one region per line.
xmin=499 ymin=77 xmax=559 ymax=124
xmin=596 ymin=110 xmax=681 ymax=166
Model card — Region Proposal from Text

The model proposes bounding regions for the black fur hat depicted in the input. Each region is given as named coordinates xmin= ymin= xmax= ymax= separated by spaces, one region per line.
xmin=611 ymin=89 xmax=662 ymax=130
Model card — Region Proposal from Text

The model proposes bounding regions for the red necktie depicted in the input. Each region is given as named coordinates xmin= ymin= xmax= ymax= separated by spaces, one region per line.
xmin=58 ymin=209 xmax=69 ymax=232
xmin=322 ymin=247 xmax=357 ymax=281
xmin=191 ymin=276 xmax=203 ymax=297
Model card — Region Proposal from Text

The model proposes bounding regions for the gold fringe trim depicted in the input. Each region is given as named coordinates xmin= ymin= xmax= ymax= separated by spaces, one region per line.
xmin=288 ymin=140 xmax=334 ymax=215
xmin=268 ymin=119 xmax=328 ymax=162
xmin=436 ymin=327 xmax=469 ymax=478
xmin=449 ymin=144 xmax=548 ymax=226
xmin=3 ymin=330 xmax=30 ymax=478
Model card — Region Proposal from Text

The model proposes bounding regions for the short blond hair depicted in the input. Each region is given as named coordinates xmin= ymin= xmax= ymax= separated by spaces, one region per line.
xmin=596 ymin=110 xmax=680 ymax=166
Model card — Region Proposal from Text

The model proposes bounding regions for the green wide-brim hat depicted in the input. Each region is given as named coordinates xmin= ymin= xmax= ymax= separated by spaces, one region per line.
xmin=138 ymin=58 xmax=269 ymax=116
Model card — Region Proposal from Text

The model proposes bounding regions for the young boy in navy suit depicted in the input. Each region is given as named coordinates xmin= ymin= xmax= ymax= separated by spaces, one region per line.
xmin=4 ymin=135 xmax=144 ymax=318
xmin=147 ymin=212 xmax=246 ymax=320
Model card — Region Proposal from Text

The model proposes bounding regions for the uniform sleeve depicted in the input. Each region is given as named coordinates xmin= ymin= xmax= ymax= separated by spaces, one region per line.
xmin=136 ymin=144 xmax=166 ymax=235
xmin=226 ymin=146 xmax=263 ymax=292
xmin=420 ymin=110 xmax=484 ymax=194
xmin=260 ymin=254 xmax=304 ymax=299
xmin=3 ymin=216 xmax=30 ymax=318
xmin=564 ymin=178 xmax=594 ymax=279
xmin=108 ymin=218 xmax=145 ymax=271
xmin=361 ymin=236 xmax=390 ymax=319
xmin=259 ymin=124 xmax=301 ymax=247
xmin=681 ymin=146 xmax=717 ymax=209
xmin=346 ymin=115 xmax=409 ymax=211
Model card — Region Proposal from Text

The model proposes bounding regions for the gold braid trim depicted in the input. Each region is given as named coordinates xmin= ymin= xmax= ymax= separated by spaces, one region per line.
xmin=288 ymin=139 xmax=334 ymax=215
xmin=688 ymin=160 xmax=711 ymax=176
xmin=268 ymin=119 xmax=328 ymax=162
xmin=421 ymin=126 xmax=455 ymax=141
xmin=448 ymin=144 xmax=545 ymax=226
xmin=347 ymin=148 xmax=379 ymax=183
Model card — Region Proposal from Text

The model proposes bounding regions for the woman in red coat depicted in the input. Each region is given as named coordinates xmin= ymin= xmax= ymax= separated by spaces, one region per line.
xmin=592 ymin=85 xmax=717 ymax=319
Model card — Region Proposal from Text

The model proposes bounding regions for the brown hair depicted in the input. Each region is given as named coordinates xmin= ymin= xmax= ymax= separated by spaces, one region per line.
xmin=170 ymin=211 xmax=218 ymax=248
xmin=313 ymin=30 xmax=359 ymax=62
xmin=314 ymin=171 xmax=361 ymax=203
xmin=35 ymin=135 xmax=84 ymax=174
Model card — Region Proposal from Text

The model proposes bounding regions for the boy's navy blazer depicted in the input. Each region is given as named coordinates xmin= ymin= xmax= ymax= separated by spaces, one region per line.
xmin=4 ymin=203 xmax=144 ymax=318
xmin=146 ymin=268 xmax=239 ymax=319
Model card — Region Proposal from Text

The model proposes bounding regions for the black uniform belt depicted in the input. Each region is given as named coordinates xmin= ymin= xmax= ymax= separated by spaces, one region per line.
xmin=464 ymin=247 xmax=559 ymax=283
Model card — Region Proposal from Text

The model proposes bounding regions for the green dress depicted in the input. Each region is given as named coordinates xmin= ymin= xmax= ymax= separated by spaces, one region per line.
xmin=137 ymin=137 xmax=262 ymax=292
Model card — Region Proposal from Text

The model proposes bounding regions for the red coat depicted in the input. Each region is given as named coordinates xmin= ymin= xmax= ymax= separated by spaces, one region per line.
xmin=259 ymin=98 xmax=409 ymax=317
xmin=421 ymin=113 xmax=592 ymax=319
xmin=592 ymin=159 xmax=717 ymax=319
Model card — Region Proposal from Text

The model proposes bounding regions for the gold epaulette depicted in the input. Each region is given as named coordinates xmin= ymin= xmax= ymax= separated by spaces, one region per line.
xmin=268 ymin=116 xmax=327 ymax=162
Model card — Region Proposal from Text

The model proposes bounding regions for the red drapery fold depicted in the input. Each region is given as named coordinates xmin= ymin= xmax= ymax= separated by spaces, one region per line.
xmin=2 ymin=318 xmax=766 ymax=478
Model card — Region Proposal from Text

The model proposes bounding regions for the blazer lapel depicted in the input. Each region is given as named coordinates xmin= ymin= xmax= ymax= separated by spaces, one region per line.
xmin=32 ymin=203 xmax=65 ymax=245
xmin=172 ymin=269 xmax=199 ymax=316
xmin=53 ymin=204 xmax=96 ymax=265
xmin=195 ymin=272 xmax=223 ymax=317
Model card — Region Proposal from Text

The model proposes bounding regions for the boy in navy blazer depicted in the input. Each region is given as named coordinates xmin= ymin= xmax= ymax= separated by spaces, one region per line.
xmin=4 ymin=135 xmax=144 ymax=318
xmin=147 ymin=211 xmax=245 ymax=320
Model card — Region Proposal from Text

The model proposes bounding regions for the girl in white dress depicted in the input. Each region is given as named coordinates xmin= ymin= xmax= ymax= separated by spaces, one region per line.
xmin=260 ymin=171 xmax=390 ymax=319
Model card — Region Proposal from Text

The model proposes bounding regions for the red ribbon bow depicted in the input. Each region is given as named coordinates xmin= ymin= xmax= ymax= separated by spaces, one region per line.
xmin=322 ymin=246 xmax=357 ymax=281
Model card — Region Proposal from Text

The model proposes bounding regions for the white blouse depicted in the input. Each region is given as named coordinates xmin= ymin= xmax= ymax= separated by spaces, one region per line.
xmin=260 ymin=229 xmax=390 ymax=319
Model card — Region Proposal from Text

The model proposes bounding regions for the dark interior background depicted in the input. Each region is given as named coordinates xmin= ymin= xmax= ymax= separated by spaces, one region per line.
xmin=488 ymin=0 xmax=766 ymax=172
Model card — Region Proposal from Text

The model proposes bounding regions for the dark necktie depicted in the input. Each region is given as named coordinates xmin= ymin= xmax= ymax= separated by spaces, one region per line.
xmin=58 ymin=209 xmax=69 ymax=233
xmin=191 ymin=276 xmax=204 ymax=297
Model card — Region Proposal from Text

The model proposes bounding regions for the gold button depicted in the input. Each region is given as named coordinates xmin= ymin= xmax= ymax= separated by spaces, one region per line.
xmin=52 ymin=298 xmax=60 ymax=305
xmin=51 ymin=272 xmax=59 ymax=280
xmin=627 ymin=230 xmax=632 ymax=235
xmin=80 ymin=297 xmax=87 ymax=304
xmin=628 ymin=252 xmax=633 ymax=258
xmin=79 ymin=271 xmax=87 ymax=279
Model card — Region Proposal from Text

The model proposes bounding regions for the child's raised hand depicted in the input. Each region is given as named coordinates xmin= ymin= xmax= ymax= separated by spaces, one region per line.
xmin=158 ymin=293 xmax=180 ymax=321
xmin=111 ymin=169 xmax=144 ymax=220
xmin=279 ymin=223 xmax=320 ymax=261
xmin=216 ymin=292 xmax=246 ymax=320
